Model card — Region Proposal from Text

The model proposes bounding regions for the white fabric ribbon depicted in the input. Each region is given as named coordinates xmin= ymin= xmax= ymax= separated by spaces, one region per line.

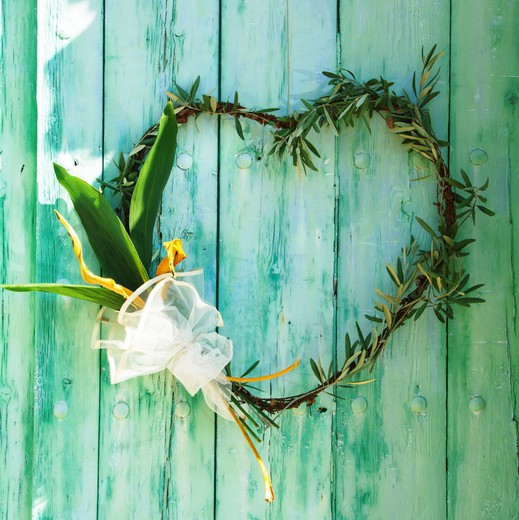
xmin=92 ymin=273 xmax=234 ymax=419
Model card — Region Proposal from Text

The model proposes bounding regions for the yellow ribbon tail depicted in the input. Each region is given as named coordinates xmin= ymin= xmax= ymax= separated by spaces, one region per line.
xmin=155 ymin=239 xmax=187 ymax=276
xmin=227 ymin=358 xmax=300 ymax=383
xmin=227 ymin=405 xmax=274 ymax=503
xmin=54 ymin=210 xmax=144 ymax=307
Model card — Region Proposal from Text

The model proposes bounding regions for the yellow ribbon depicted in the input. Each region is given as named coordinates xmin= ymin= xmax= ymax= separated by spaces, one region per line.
xmin=54 ymin=210 xmax=142 ymax=306
xmin=155 ymin=239 xmax=187 ymax=276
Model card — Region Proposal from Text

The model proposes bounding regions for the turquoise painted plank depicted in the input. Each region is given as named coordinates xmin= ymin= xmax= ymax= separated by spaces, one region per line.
xmin=266 ymin=2 xmax=337 ymax=518
xmin=217 ymin=0 xmax=292 ymax=514
xmin=217 ymin=1 xmax=337 ymax=516
xmin=335 ymin=2 xmax=449 ymax=518
xmin=98 ymin=2 xmax=178 ymax=518
xmin=32 ymin=0 xmax=104 ymax=517
xmin=0 ymin=1 xmax=37 ymax=518
xmin=448 ymin=1 xmax=519 ymax=517
xmin=159 ymin=1 xmax=220 ymax=517
xmin=98 ymin=1 xmax=219 ymax=518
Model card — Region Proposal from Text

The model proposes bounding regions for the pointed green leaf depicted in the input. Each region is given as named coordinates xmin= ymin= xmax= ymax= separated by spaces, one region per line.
xmin=375 ymin=287 xmax=398 ymax=305
xmin=416 ymin=216 xmax=438 ymax=238
xmin=343 ymin=351 xmax=362 ymax=371
xmin=460 ymin=169 xmax=472 ymax=187
xmin=323 ymin=107 xmax=339 ymax=136
xmin=174 ymin=83 xmax=189 ymax=100
xmin=433 ymin=307 xmax=446 ymax=323
xmin=452 ymin=238 xmax=476 ymax=252
xmin=344 ymin=333 xmax=353 ymax=361
xmin=189 ymin=76 xmax=200 ymax=100
xmin=1 ymin=284 xmax=125 ymax=310
xmin=240 ymin=360 xmax=260 ymax=378
xmin=443 ymin=177 xmax=465 ymax=189
xmin=235 ymin=117 xmax=245 ymax=140
xmin=349 ymin=349 xmax=367 ymax=375
xmin=129 ymin=103 xmax=178 ymax=268
xmin=413 ymin=302 xmax=428 ymax=321
xmin=456 ymin=296 xmax=486 ymax=304
xmin=463 ymin=283 xmax=484 ymax=294
xmin=480 ymin=178 xmax=490 ymax=191
xmin=477 ymin=205 xmax=495 ymax=217
xmin=302 ymin=137 xmax=321 ymax=158
xmin=310 ymin=358 xmax=324 ymax=383
xmin=53 ymin=164 xmax=149 ymax=290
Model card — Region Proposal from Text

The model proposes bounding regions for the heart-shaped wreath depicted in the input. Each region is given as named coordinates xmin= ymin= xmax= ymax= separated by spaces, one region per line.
xmin=2 ymin=47 xmax=493 ymax=502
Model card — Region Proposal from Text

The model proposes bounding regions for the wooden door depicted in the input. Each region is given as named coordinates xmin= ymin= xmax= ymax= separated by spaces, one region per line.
xmin=1 ymin=1 xmax=518 ymax=518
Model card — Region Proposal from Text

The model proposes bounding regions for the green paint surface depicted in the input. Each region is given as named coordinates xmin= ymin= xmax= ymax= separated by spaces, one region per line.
xmin=448 ymin=0 xmax=519 ymax=517
xmin=0 ymin=1 xmax=37 ymax=518
xmin=1 ymin=1 xmax=517 ymax=519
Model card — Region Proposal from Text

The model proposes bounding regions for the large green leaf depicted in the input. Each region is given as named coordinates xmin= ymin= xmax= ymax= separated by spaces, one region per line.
xmin=130 ymin=102 xmax=178 ymax=268
xmin=54 ymin=163 xmax=149 ymax=290
xmin=1 ymin=284 xmax=125 ymax=310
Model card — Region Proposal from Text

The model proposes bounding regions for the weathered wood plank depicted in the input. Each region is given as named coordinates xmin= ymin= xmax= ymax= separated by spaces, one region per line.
xmin=216 ymin=3 xmax=289 ymax=512
xmin=32 ymin=1 xmax=104 ymax=517
xmin=335 ymin=2 xmax=449 ymax=518
xmin=0 ymin=1 xmax=37 ymax=517
xmin=266 ymin=2 xmax=337 ymax=518
xmin=217 ymin=1 xmax=337 ymax=516
xmin=159 ymin=1 xmax=220 ymax=517
xmin=98 ymin=1 xmax=219 ymax=518
xmin=448 ymin=1 xmax=519 ymax=517
xmin=99 ymin=2 xmax=181 ymax=518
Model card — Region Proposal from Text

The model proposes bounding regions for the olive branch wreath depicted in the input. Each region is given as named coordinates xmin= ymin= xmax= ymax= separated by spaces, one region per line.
xmin=3 ymin=47 xmax=493 ymax=500
xmin=101 ymin=46 xmax=493 ymax=418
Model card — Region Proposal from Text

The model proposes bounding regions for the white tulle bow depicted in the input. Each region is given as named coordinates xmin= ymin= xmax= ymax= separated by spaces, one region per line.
xmin=92 ymin=273 xmax=233 ymax=419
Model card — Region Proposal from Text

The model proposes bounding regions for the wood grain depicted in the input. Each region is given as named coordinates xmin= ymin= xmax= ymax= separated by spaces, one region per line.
xmin=159 ymin=1 xmax=220 ymax=517
xmin=32 ymin=0 xmax=104 ymax=517
xmin=99 ymin=2 xmax=177 ymax=516
xmin=0 ymin=1 xmax=37 ymax=518
xmin=217 ymin=1 xmax=338 ymax=517
xmin=98 ymin=1 xmax=218 ymax=518
xmin=448 ymin=0 xmax=519 ymax=517
xmin=216 ymin=2 xmax=291 ymax=513
xmin=266 ymin=3 xmax=337 ymax=518
xmin=335 ymin=1 xmax=450 ymax=518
